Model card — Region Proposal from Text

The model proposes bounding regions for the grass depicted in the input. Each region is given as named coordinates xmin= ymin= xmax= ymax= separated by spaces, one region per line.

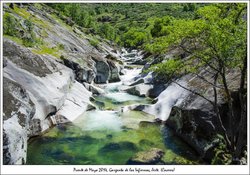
xmin=12 ymin=5 xmax=51 ymax=29
xmin=89 ymin=38 xmax=99 ymax=48
xmin=3 ymin=35 xmax=23 ymax=45
xmin=31 ymin=44 xmax=64 ymax=58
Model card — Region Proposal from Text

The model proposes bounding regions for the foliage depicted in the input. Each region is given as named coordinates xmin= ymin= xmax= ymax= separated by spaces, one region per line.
xmin=211 ymin=135 xmax=232 ymax=164
xmin=89 ymin=38 xmax=99 ymax=48
xmin=148 ymin=3 xmax=247 ymax=162
xmin=22 ymin=19 xmax=37 ymax=47
xmin=47 ymin=3 xmax=200 ymax=47
xmin=149 ymin=59 xmax=184 ymax=81
xmin=3 ymin=12 xmax=38 ymax=47
xmin=3 ymin=12 xmax=20 ymax=36
xmin=122 ymin=28 xmax=150 ymax=48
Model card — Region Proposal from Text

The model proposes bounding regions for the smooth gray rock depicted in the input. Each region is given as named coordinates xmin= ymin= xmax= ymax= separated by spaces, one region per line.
xmin=125 ymin=84 xmax=153 ymax=97
xmin=3 ymin=39 xmax=93 ymax=164
xmin=93 ymin=59 xmax=110 ymax=84
xmin=107 ymin=60 xmax=120 ymax=83
xmin=3 ymin=77 xmax=35 ymax=165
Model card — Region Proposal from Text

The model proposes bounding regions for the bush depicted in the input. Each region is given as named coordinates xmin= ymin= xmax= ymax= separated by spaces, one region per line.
xmin=3 ymin=12 xmax=19 ymax=36
xmin=89 ymin=38 xmax=99 ymax=48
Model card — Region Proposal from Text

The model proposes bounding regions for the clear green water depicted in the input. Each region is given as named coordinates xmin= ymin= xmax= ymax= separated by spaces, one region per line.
xmin=26 ymin=84 xmax=200 ymax=165
xmin=27 ymin=120 xmax=199 ymax=165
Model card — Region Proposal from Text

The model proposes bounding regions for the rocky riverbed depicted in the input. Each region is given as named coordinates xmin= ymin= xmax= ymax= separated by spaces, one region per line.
xmin=3 ymin=3 xmax=246 ymax=165
xmin=26 ymin=52 xmax=200 ymax=165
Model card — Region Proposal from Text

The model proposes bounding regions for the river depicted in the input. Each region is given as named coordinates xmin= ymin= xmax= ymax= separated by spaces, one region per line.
xmin=26 ymin=50 xmax=200 ymax=165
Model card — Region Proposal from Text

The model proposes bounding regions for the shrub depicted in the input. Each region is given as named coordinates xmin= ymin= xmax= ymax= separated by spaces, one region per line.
xmin=3 ymin=12 xmax=19 ymax=36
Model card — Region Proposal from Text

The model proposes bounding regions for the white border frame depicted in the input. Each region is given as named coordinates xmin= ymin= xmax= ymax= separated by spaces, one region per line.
xmin=0 ymin=0 xmax=249 ymax=174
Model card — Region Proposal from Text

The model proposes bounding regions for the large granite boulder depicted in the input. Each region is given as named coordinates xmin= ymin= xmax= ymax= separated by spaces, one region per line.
xmin=165 ymin=70 xmax=245 ymax=162
xmin=107 ymin=60 xmax=120 ymax=83
xmin=3 ymin=78 xmax=35 ymax=165
xmin=3 ymin=39 xmax=93 ymax=164
xmin=92 ymin=57 xmax=110 ymax=84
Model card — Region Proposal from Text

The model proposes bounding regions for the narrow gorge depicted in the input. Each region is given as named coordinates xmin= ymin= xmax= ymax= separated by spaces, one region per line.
xmin=2 ymin=3 xmax=247 ymax=166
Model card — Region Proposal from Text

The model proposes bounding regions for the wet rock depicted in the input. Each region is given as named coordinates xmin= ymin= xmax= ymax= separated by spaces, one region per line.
xmin=139 ymin=121 xmax=158 ymax=128
xmin=93 ymin=59 xmax=110 ymax=84
xmin=129 ymin=78 xmax=144 ymax=86
xmin=95 ymin=100 xmax=105 ymax=109
xmin=125 ymin=84 xmax=153 ymax=97
xmin=127 ymin=148 xmax=165 ymax=165
xmin=148 ymin=84 xmax=166 ymax=98
xmin=86 ymin=104 xmax=96 ymax=111
xmin=107 ymin=60 xmax=120 ymax=83
xmin=83 ymin=83 xmax=104 ymax=95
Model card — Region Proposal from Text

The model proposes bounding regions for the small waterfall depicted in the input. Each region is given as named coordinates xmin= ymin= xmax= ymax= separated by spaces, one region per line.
xmin=144 ymin=81 xmax=189 ymax=121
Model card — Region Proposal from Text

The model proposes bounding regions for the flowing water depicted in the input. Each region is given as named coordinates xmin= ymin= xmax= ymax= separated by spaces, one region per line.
xmin=26 ymin=52 xmax=201 ymax=165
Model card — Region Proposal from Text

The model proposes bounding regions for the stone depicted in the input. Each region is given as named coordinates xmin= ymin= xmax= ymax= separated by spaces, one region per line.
xmin=3 ymin=77 xmax=35 ymax=165
xmin=83 ymin=83 xmax=104 ymax=95
xmin=3 ymin=57 xmax=7 ymax=68
xmin=129 ymin=78 xmax=144 ymax=86
xmin=98 ymin=141 xmax=137 ymax=155
xmin=127 ymin=148 xmax=165 ymax=165
xmin=125 ymin=84 xmax=153 ymax=97
xmin=93 ymin=59 xmax=110 ymax=84
xmin=107 ymin=60 xmax=120 ymax=83
xmin=148 ymin=84 xmax=166 ymax=98
xmin=3 ymin=39 xmax=92 ymax=164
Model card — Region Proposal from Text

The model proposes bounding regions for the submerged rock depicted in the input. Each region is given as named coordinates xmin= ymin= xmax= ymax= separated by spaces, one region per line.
xmin=127 ymin=148 xmax=165 ymax=165
xmin=98 ymin=141 xmax=137 ymax=155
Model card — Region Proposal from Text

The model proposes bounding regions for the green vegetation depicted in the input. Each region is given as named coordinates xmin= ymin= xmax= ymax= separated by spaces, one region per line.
xmin=3 ymin=3 xmax=247 ymax=164
xmin=148 ymin=3 xmax=247 ymax=163
xmin=89 ymin=38 xmax=99 ymax=48
xmin=211 ymin=135 xmax=232 ymax=164
xmin=31 ymin=43 xmax=64 ymax=58
xmin=3 ymin=11 xmax=37 ymax=47
xmin=47 ymin=3 xmax=202 ymax=48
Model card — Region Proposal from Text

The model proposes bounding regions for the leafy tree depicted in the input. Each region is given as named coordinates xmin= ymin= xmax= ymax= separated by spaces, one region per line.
xmin=98 ymin=23 xmax=116 ymax=40
xmin=23 ymin=18 xmax=36 ymax=47
xmin=122 ymin=28 xmax=150 ymax=48
xmin=149 ymin=4 xmax=247 ymax=163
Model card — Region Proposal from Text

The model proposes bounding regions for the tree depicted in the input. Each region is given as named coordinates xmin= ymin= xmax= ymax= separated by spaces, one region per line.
xmin=150 ymin=4 xmax=247 ymax=163
xmin=122 ymin=28 xmax=151 ymax=48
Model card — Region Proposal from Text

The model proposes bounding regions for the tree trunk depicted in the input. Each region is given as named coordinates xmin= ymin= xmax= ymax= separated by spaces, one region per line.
xmin=234 ymin=53 xmax=247 ymax=160
xmin=213 ymin=72 xmax=231 ymax=147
